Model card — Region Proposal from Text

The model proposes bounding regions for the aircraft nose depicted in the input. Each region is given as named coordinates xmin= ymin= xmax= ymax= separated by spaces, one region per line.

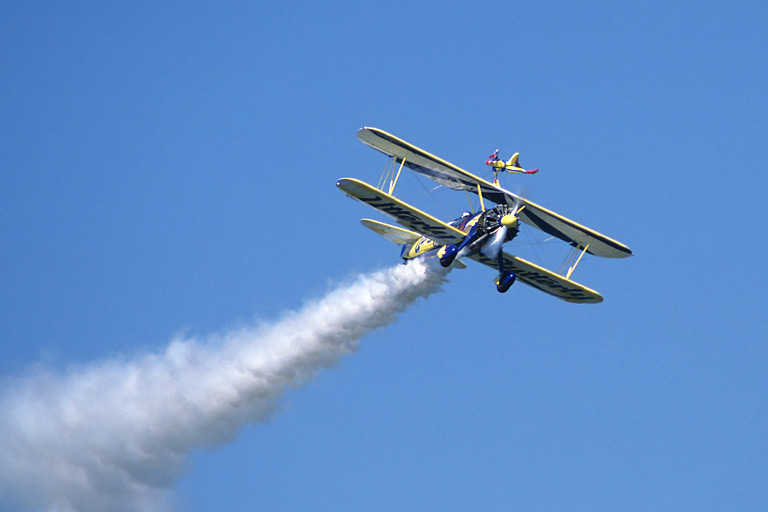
xmin=501 ymin=213 xmax=519 ymax=229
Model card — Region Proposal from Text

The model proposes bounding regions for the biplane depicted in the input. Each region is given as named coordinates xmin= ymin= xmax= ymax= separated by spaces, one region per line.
xmin=337 ymin=127 xmax=632 ymax=304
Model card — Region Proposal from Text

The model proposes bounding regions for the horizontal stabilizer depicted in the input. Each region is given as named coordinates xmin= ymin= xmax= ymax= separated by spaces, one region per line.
xmin=360 ymin=219 xmax=420 ymax=244
xmin=360 ymin=218 xmax=467 ymax=269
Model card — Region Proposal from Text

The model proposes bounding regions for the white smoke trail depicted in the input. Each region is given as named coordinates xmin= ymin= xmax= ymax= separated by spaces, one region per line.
xmin=0 ymin=260 xmax=448 ymax=512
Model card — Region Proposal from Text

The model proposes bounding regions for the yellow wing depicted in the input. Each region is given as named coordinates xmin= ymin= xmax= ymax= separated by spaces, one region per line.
xmin=337 ymin=178 xmax=465 ymax=245
xmin=470 ymin=252 xmax=603 ymax=304
xmin=337 ymin=177 xmax=601 ymax=303
xmin=358 ymin=127 xmax=632 ymax=259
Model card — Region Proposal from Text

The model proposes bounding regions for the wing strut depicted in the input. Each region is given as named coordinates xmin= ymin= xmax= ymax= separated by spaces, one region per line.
xmin=376 ymin=158 xmax=394 ymax=190
xmin=388 ymin=155 xmax=409 ymax=195
xmin=563 ymin=243 xmax=590 ymax=279
xmin=477 ymin=184 xmax=486 ymax=212
xmin=463 ymin=189 xmax=476 ymax=213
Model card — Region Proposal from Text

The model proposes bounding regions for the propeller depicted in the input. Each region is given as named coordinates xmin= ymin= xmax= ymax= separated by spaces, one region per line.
xmin=480 ymin=199 xmax=524 ymax=261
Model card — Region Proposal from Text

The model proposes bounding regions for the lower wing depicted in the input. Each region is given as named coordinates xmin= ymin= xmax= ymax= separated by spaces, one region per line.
xmin=470 ymin=251 xmax=603 ymax=303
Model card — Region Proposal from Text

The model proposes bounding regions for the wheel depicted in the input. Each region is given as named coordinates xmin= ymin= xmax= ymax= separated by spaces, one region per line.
xmin=438 ymin=244 xmax=459 ymax=268
xmin=496 ymin=271 xmax=516 ymax=293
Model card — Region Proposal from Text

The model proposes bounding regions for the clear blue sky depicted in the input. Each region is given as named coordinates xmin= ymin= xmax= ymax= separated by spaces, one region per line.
xmin=1 ymin=1 xmax=767 ymax=511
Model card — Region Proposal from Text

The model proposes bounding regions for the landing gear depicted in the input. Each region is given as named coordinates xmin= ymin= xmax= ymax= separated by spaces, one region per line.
xmin=437 ymin=244 xmax=459 ymax=267
xmin=495 ymin=271 xmax=516 ymax=293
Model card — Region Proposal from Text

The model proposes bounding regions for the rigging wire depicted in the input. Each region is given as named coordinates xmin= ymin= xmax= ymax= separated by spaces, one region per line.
xmin=377 ymin=157 xmax=395 ymax=190
xmin=377 ymin=156 xmax=567 ymax=272
xmin=407 ymin=171 xmax=459 ymax=220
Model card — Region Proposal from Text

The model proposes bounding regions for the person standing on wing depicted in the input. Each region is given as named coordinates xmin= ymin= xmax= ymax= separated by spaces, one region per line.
xmin=486 ymin=149 xmax=538 ymax=186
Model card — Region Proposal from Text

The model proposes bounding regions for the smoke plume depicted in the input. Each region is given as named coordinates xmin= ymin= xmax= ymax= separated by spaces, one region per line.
xmin=0 ymin=260 xmax=448 ymax=512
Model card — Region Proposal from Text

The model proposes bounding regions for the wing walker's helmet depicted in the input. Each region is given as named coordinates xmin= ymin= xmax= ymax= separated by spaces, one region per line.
xmin=486 ymin=149 xmax=500 ymax=167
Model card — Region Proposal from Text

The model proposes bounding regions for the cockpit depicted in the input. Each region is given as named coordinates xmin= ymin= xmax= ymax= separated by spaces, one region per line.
xmin=448 ymin=211 xmax=474 ymax=230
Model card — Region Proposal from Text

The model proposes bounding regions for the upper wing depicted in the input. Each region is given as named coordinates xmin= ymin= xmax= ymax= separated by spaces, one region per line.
xmin=358 ymin=127 xmax=632 ymax=259
xmin=337 ymin=178 xmax=465 ymax=245
xmin=513 ymin=194 xmax=632 ymax=258
xmin=470 ymin=251 xmax=604 ymax=304
xmin=358 ymin=126 xmax=493 ymax=192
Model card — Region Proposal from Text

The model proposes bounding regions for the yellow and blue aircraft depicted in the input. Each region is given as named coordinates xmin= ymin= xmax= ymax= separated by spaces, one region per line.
xmin=337 ymin=127 xmax=632 ymax=304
